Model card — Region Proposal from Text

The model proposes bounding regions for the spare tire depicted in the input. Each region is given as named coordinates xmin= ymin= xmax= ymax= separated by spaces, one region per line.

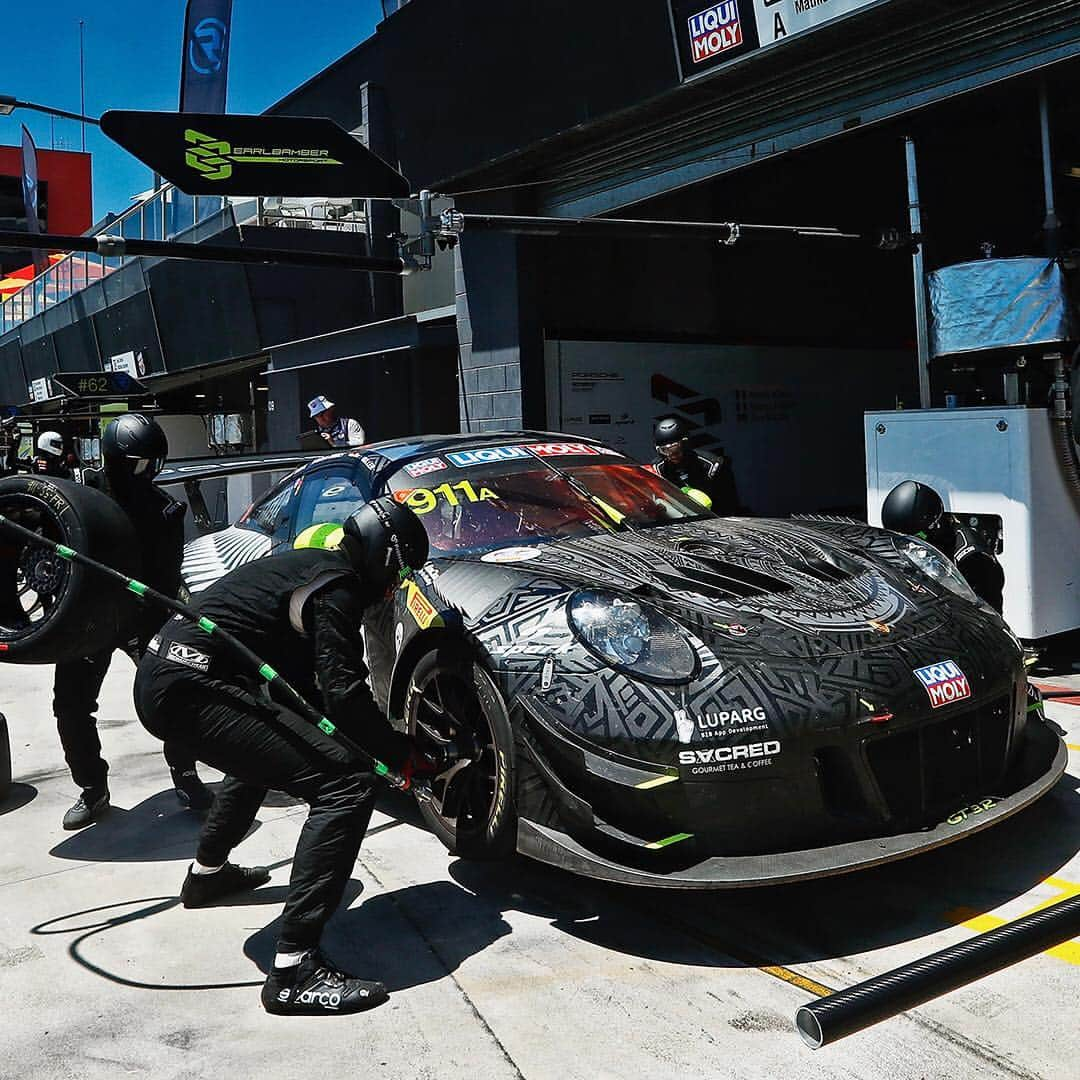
xmin=0 ymin=476 xmax=141 ymax=664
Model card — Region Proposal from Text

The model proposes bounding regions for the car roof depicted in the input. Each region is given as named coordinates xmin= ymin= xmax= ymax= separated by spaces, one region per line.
xmin=359 ymin=430 xmax=608 ymax=464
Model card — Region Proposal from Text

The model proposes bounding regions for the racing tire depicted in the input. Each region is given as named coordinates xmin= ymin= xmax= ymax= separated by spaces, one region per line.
xmin=0 ymin=476 xmax=141 ymax=664
xmin=0 ymin=713 xmax=10 ymax=803
xmin=406 ymin=647 xmax=517 ymax=860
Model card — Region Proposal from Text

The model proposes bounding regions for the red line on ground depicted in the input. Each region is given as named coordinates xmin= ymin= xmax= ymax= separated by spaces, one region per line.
xmin=1031 ymin=681 xmax=1080 ymax=707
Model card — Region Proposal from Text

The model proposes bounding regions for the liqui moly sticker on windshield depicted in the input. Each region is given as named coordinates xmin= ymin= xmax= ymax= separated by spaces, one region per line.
xmin=404 ymin=456 xmax=448 ymax=478
xmin=688 ymin=2 xmax=742 ymax=64
xmin=529 ymin=442 xmax=602 ymax=457
xmin=446 ymin=446 xmax=528 ymax=468
xmin=914 ymin=660 xmax=971 ymax=708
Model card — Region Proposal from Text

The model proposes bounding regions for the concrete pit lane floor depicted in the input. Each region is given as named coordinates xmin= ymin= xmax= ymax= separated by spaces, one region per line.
xmin=0 ymin=660 xmax=1077 ymax=1080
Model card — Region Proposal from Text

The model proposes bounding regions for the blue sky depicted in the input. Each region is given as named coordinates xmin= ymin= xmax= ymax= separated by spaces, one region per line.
xmin=0 ymin=0 xmax=383 ymax=220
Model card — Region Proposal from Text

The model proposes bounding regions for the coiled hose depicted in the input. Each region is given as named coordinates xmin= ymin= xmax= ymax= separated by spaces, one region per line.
xmin=795 ymin=892 xmax=1080 ymax=1048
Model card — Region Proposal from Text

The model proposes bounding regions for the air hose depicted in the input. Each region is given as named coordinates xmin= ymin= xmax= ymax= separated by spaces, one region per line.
xmin=0 ymin=512 xmax=428 ymax=801
xmin=795 ymin=892 xmax=1080 ymax=1048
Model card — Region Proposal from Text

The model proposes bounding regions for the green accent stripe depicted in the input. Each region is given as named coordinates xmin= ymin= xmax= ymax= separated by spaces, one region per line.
xmin=259 ymin=663 xmax=277 ymax=682
xmin=1027 ymin=702 xmax=1043 ymax=713
xmin=318 ymin=718 xmax=336 ymax=736
xmin=645 ymin=832 xmax=694 ymax=850
xmin=198 ymin=617 xmax=217 ymax=635
xmin=635 ymin=774 xmax=679 ymax=790
xmin=127 ymin=580 xmax=148 ymax=596
xmin=374 ymin=762 xmax=389 ymax=778
xmin=56 ymin=545 xmax=75 ymax=560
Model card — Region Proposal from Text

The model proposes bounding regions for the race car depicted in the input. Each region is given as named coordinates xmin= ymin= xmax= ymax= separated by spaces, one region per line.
xmin=178 ymin=432 xmax=1067 ymax=887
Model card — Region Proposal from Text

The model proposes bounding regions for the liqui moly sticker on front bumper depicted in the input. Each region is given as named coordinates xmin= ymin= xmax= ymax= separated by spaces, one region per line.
xmin=914 ymin=660 xmax=971 ymax=708
xmin=688 ymin=2 xmax=743 ymax=64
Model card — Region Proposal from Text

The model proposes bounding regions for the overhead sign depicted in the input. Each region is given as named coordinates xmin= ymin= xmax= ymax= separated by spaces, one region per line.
xmin=100 ymin=111 xmax=411 ymax=198
xmin=669 ymin=0 xmax=759 ymax=76
xmin=669 ymin=0 xmax=889 ymax=80
xmin=51 ymin=371 xmax=149 ymax=399
xmin=754 ymin=0 xmax=884 ymax=47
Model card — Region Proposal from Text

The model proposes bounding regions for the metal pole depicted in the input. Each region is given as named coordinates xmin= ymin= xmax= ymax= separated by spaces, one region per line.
xmin=1038 ymin=80 xmax=1060 ymax=257
xmin=79 ymin=20 xmax=86 ymax=152
xmin=0 ymin=230 xmax=410 ymax=274
xmin=905 ymin=137 xmax=932 ymax=409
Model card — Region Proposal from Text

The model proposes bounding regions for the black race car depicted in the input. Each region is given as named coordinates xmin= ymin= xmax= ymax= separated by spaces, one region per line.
xmin=178 ymin=432 xmax=1066 ymax=887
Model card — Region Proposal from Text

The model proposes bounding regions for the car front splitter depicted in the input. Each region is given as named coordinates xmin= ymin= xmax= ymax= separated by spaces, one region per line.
xmin=515 ymin=720 xmax=1067 ymax=889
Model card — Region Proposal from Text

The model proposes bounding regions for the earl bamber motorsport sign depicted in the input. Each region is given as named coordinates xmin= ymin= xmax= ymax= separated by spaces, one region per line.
xmin=99 ymin=111 xmax=410 ymax=198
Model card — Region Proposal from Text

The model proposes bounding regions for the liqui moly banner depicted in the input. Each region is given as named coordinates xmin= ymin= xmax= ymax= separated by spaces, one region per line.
xmin=669 ymin=0 xmax=758 ymax=77
xmin=670 ymin=0 xmax=890 ymax=80
xmin=180 ymin=0 xmax=234 ymax=113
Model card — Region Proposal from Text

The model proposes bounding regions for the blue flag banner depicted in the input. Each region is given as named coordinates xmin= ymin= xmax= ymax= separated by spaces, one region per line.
xmin=180 ymin=0 xmax=233 ymax=114
xmin=20 ymin=125 xmax=47 ymax=275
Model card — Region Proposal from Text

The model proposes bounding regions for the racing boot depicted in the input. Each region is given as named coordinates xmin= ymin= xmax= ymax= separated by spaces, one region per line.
xmin=171 ymin=769 xmax=214 ymax=811
xmin=261 ymin=950 xmax=389 ymax=1016
xmin=180 ymin=862 xmax=271 ymax=908
xmin=62 ymin=784 xmax=110 ymax=830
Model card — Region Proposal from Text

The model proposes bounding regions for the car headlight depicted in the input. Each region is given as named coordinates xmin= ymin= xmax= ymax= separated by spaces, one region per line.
xmin=895 ymin=536 xmax=980 ymax=605
xmin=568 ymin=589 xmax=698 ymax=683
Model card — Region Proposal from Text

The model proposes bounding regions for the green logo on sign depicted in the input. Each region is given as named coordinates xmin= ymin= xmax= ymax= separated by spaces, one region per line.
xmin=184 ymin=129 xmax=344 ymax=182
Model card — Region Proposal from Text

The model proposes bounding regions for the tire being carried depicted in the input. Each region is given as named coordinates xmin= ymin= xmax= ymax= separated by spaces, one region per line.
xmin=0 ymin=476 xmax=141 ymax=664
xmin=406 ymin=647 xmax=517 ymax=860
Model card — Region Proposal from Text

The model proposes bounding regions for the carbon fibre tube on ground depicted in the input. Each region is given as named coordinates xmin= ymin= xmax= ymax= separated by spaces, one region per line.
xmin=795 ymin=893 xmax=1080 ymax=1048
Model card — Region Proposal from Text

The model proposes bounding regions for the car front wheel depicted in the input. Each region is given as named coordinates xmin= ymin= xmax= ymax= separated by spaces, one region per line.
xmin=405 ymin=648 xmax=517 ymax=859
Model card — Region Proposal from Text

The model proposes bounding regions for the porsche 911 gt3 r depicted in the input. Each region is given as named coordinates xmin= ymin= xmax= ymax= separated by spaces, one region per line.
xmin=179 ymin=433 xmax=1066 ymax=887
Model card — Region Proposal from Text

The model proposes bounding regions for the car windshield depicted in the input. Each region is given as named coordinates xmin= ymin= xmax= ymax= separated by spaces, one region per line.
xmin=386 ymin=444 xmax=711 ymax=556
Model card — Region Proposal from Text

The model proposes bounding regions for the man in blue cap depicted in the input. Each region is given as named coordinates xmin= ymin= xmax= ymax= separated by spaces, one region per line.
xmin=308 ymin=396 xmax=365 ymax=448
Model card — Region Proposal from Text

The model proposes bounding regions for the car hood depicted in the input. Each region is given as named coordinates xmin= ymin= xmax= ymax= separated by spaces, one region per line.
xmin=448 ymin=518 xmax=949 ymax=659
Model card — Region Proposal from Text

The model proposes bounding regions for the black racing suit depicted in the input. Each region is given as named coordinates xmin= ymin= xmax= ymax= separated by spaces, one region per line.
xmin=653 ymin=447 xmax=739 ymax=515
xmin=53 ymin=471 xmax=197 ymax=789
xmin=32 ymin=456 xmax=72 ymax=479
xmin=134 ymin=547 xmax=410 ymax=953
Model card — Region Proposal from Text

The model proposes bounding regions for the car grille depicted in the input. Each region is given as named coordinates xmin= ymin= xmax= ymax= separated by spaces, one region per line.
xmin=866 ymin=694 xmax=1013 ymax=823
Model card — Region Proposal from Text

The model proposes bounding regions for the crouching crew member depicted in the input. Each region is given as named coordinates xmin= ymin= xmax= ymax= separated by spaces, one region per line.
xmin=134 ymin=498 xmax=439 ymax=1016
xmin=651 ymin=415 xmax=739 ymax=515
xmin=56 ymin=414 xmax=211 ymax=829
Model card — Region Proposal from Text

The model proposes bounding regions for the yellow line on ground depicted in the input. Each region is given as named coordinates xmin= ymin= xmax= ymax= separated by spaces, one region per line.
xmin=650 ymin=906 xmax=837 ymax=998
xmin=1067 ymin=744 xmax=1080 ymax=753
xmin=757 ymin=964 xmax=833 ymax=997
xmin=944 ymin=875 xmax=1080 ymax=968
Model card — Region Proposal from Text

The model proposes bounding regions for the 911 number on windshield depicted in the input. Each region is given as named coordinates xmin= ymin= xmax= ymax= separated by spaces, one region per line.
xmin=395 ymin=480 xmax=498 ymax=515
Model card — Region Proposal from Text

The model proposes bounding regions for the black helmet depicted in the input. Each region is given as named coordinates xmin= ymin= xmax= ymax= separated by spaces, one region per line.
xmin=102 ymin=413 xmax=168 ymax=481
xmin=881 ymin=480 xmax=944 ymax=536
xmin=654 ymin=415 xmax=689 ymax=447
xmin=341 ymin=496 xmax=429 ymax=592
